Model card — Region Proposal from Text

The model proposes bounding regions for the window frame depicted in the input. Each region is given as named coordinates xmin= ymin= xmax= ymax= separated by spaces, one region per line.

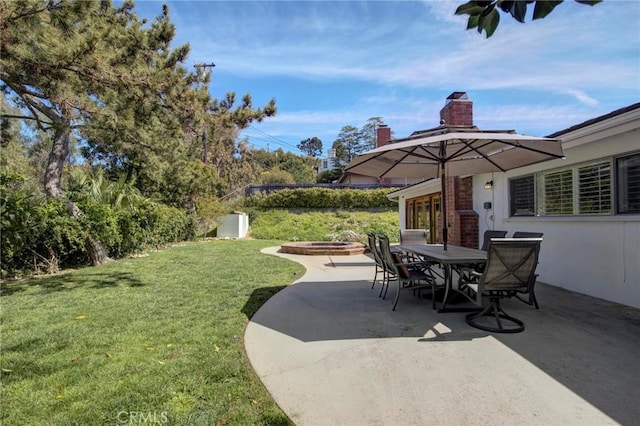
xmin=615 ymin=151 xmax=640 ymax=214
xmin=509 ymin=174 xmax=535 ymax=217
xmin=508 ymin=154 xmax=639 ymax=217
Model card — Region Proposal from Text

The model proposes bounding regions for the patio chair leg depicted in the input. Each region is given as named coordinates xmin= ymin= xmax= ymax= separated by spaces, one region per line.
xmin=531 ymin=292 xmax=539 ymax=310
xmin=514 ymin=290 xmax=540 ymax=309
xmin=465 ymin=298 xmax=525 ymax=333
xmin=381 ymin=273 xmax=388 ymax=299
xmin=371 ymin=269 xmax=378 ymax=289
xmin=432 ymin=282 xmax=437 ymax=310
xmin=392 ymin=281 xmax=400 ymax=311
xmin=379 ymin=271 xmax=387 ymax=297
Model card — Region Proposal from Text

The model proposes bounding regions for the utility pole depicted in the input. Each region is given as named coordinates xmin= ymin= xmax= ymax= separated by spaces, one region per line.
xmin=194 ymin=62 xmax=216 ymax=72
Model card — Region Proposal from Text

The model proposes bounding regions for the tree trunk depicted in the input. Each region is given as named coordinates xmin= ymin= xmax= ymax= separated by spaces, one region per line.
xmin=67 ymin=201 xmax=110 ymax=266
xmin=44 ymin=125 xmax=70 ymax=199
xmin=44 ymin=121 xmax=109 ymax=266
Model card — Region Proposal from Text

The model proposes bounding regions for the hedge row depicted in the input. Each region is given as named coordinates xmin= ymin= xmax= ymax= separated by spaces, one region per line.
xmin=244 ymin=187 xmax=399 ymax=209
xmin=1 ymin=179 xmax=195 ymax=278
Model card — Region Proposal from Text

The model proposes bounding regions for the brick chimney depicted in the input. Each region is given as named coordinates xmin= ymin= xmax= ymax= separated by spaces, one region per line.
xmin=376 ymin=125 xmax=392 ymax=147
xmin=439 ymin=92 xmax=473 ymax=127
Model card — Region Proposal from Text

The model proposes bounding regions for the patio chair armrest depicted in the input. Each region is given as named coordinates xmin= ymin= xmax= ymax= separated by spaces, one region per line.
xmin=470 ymin=270 xmax=484 ymax=278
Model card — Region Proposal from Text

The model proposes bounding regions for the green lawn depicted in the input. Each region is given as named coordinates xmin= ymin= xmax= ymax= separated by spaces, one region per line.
xmin=1 ymin=240 xmax=304 ymax=425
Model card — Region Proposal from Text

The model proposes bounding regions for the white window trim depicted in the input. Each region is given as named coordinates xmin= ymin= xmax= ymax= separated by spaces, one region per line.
xmin=510 ymin=156 xmax=624 ymax=217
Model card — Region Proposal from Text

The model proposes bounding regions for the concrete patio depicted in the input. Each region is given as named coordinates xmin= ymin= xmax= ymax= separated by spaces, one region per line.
xmin=244 ymin=247 xmax=640 ymax=426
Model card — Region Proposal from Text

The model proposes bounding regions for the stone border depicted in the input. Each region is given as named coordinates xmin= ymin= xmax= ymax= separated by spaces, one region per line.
xmin=280 ymin=241 xmax=367 ymax=256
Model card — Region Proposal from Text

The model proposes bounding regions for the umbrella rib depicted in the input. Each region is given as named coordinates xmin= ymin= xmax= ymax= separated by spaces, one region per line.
xmin=378 ymin=146 xmax=424 ymax=177
xmin=345 ymin=146 xmax=441 ymax=177
xmin=462 ymin=138 xmax=565 ymax=159
xmin=345 ymin=150 xmax=395 ymax=173
xmin=505 ymin=140 xmax=565 ymax=158
xmin=456 ymin=139 xmax=507 ymax=172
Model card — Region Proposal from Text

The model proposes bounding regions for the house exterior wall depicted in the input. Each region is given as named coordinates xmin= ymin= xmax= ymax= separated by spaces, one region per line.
xmin=317 ymin=148 xmax=338 ymax=174
xmin=390 ymin=105 xmax=640 ymax=308
xmin=474 ymin=112 xmax=640 ymax=308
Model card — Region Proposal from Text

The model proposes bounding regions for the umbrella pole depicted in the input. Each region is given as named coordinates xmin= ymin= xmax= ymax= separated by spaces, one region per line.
xmin=439 ymin=141 xmax=448 ymax=250
xmin=441 ymin=166 xmax=447 ymax=250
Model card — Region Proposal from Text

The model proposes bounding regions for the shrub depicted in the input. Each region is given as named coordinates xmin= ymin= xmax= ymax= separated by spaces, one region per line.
xmin=249 ymin=209 xmax=399 ymax=243
xmin=112 ymin=201 xmax=195 ymax=257
xmin=36 ymin=200 xmax=89 ymax=269
xmin=78 ymin=200 xmax=121 ymax=253
xmin=1 ymin=174 xmax=49 ymax=276
xmin=245 ymin=188 xmax=398 ymax=209
xmin=1 ymin=171 xmax=196 ymax=277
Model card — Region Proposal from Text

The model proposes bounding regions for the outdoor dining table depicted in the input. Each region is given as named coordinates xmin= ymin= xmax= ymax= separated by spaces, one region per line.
xmin=399 ymin=243 xmax=487 ymax=312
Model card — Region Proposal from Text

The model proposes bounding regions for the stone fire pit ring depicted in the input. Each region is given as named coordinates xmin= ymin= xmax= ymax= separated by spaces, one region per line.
xmin=280 ymin=241 xmax=367 ymax=256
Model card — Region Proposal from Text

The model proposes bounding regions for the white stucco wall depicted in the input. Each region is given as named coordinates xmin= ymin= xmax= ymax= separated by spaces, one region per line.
xmin=475 ymin=117 xmax=640 ymax=308
xmin=391 ymin=107 xmax=640 ymax=308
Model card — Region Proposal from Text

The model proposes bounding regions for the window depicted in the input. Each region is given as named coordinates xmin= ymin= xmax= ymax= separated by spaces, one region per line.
xmin=578 ymin=161 xmax=611 ymax=214
xmin=617 ymin=153 xmax=640 ymax=214
xmin=509 ymin=155 xmax=637 ymax=217
xmin=539 ymin=169 xmax=573 ymax=215
xmin=510 ymin=175 xmax=534 ymax=216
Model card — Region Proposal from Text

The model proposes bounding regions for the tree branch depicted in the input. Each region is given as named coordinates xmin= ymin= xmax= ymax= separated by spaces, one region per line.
xmin=6 ymin=3 xmax=55 ymax=23
xmin=0 ymin=113 xmax=53 ymax=127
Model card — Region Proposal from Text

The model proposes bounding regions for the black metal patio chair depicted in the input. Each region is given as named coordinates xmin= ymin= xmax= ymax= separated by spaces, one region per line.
xmin=510 ymin=231 xmax=544 ymax=309
xmin=463 ymin=238 xmax=542 ymax=333
xmin=366 ymin=232 xmax=386 ymax=295
xmin=377 ymin=234 xmax=441 ymax=310
xmin=455 ymin=229 xmax=508 ymax=285
xmin=399 ymin=229 xmax=428 ymax=245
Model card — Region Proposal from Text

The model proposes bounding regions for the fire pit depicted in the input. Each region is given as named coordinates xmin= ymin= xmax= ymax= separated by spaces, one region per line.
xmin=280 ymin=241 xmax=367 ymax=256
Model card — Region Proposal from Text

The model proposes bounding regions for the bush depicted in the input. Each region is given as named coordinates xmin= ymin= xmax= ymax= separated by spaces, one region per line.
xmin=36 ymin=200 xmax=89 ymax=269
xmin=249 ymin=209 xmax=399 ymax=243
xmin=111 ymin=201 xmax=195 ymax=257
xmin=78 ymin=200 xmax=121 ymax=253
xmin=0 ymin=187 xmax=90 ymax=275
xmin=1 ymin=174 xmax=49 ymax=276
xmin=1 ymin=171 xmax=196 ymax=277
xmin=245 ymin=188 xmax=398 ymax=209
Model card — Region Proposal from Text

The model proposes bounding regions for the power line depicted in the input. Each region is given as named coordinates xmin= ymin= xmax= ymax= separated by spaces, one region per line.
xmin=246 ymin=125 xmax=299 ymax=151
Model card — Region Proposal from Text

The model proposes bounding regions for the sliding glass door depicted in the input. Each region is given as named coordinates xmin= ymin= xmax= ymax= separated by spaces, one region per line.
xmin=406 ymin=193 xmax=440 ymax=243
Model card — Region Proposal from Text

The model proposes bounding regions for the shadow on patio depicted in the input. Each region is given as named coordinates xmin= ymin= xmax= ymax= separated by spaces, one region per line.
xmin=245 ymin=250 xmax=640 ymax=425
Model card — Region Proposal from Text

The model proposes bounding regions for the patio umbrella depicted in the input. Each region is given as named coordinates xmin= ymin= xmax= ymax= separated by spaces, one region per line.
xmin=344 ymin=126 xmax=564 ymax=249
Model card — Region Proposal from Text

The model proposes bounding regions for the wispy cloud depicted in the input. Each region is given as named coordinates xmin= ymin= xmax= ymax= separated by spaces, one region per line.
xmin=190 ymin=3 xmax=637 ymax=95
xmin=561 ymin=89 xmax=599 ymax=107
xmin=131 ymin=0 xmax=639 ymax=151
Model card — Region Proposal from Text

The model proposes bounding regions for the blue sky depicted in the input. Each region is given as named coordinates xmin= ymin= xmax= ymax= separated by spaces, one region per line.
xmin=131 ymin=0 xmax=640 ymax=156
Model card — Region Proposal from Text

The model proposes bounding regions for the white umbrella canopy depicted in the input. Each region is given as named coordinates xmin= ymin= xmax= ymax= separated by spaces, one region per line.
xmin=346 ymin=129 xmax=564 ymax=178
xmin=345 ymin=126 xmax=564 ymax=249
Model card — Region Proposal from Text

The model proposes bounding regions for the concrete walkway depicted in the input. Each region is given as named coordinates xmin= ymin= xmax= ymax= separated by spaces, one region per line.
xmin=244 ymin=247 xmax=640 ymax=426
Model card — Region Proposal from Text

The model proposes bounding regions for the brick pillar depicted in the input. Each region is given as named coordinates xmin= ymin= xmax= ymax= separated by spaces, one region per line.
xmin=434 ymin=176 xmax=457 ymax=245
xmin=443 ymin=176 xmax=479 ymax=248
xmin=455 ymin=176 xmax=474 ymax=210
xmin=455 ymin=211 xmax=479 ymax=248
xmin=439 ymin=92 xmax=473 ymax=127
